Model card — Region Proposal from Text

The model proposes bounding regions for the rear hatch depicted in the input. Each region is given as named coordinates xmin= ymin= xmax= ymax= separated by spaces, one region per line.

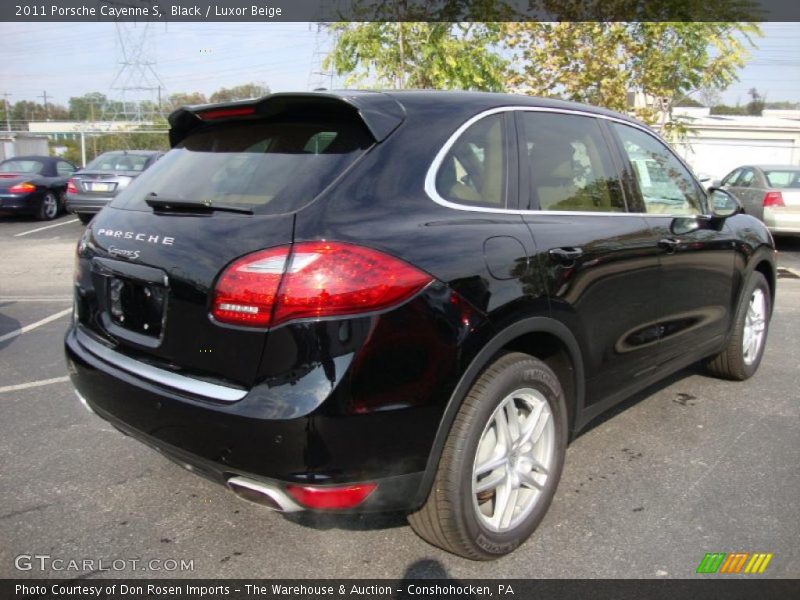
xmin=75 ymin=93 xmax=400 ymax=392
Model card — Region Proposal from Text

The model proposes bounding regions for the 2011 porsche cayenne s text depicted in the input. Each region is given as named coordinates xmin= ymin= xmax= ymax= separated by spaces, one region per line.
xmin=65 ymin=91 xmax=776 ymax=559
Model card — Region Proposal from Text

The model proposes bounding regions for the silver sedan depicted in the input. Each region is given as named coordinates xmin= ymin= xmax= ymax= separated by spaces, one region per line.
xmin=720 ymin=164 xmax=800 ymax=236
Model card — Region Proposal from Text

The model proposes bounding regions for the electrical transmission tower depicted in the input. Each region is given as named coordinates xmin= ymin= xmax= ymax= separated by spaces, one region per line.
xmin=104 ymin=0 xmax=168 ymax=122
xmin=307 ymin=1 xmax=340 ymax=91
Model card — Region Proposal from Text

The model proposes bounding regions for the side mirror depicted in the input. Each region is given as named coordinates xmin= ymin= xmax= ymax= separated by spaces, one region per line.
xmin=706 ymin=187 xmax=742 ymax=219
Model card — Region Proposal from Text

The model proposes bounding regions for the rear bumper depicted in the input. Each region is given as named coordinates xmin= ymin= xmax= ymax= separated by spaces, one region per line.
xmin=66 ymin=193 xmax=111 ymax=214
xmin=0 ymin=193 xmax=38 ymax=214
xmin=64 ymin=325 xmax=433 ymax=512
xmin=764 ymin=207 xmax=800 ymax=235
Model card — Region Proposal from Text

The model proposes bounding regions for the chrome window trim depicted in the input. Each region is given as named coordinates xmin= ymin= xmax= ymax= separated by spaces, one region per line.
xmin=76 ymin=329 xmax=247 ymax=402
xmin=423 ymin=105 xmax=705 ymax=219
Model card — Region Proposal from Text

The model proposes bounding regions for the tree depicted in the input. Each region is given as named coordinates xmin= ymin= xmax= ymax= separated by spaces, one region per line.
xmin=169 ymin=91 xmax=208 ymax=108
xmin=503 ymin=22 xmax=761 ymax=134
xmin=209 ymin=83 xmax=270 ymax=103
xmin=68 ymin=92 xmax=108 ymax=121
xmin=746 ymin=87 xmax=765 ymax=115
xmin=324 ymin=22 xmax=507 ymax=90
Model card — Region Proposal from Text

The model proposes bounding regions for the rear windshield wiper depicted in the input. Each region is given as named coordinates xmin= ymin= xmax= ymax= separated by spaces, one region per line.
xmin=145 ymin=193 xmax=253 ymax=215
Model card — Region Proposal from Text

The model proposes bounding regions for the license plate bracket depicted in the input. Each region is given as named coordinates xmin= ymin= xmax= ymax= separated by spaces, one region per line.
xmin=108 ymin=276 xmax=166 ymax=338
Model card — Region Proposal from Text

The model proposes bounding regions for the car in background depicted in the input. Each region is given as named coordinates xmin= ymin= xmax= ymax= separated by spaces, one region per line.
xmin=719 ymin=164 xmax=800 ymax=236
xmin=0 ymin=156 xmax=76 ymax=220
xmin=66 ymin=150 xmax=164 ymax=224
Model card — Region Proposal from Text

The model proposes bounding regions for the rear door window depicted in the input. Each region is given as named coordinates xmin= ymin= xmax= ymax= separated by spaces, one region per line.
xmin=519 ymin=112 xmax=625 ymax=212
xmin=110 ymin=118 xmax=373 ymax=215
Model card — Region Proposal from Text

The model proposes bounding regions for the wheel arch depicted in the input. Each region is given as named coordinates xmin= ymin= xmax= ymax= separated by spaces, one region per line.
xmin=412 ymin=316 xmax=585 ymax=508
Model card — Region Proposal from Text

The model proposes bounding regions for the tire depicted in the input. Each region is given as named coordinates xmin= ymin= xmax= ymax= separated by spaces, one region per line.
xmin=706 ymin=272 xmax=770 ymax=380
xmin=408 ymin=352 xmax=567 ymax=560
xmin=37 ymin=191 xmax=59 ymax=221
xmin=77 ymin=213 xmax=94 ymax=225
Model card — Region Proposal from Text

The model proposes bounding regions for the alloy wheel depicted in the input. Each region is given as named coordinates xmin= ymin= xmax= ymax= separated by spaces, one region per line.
xmin=742 ymin=288 xmax=766 ymax=365
xmin=472 ymin=388 xmax=555 ymax=533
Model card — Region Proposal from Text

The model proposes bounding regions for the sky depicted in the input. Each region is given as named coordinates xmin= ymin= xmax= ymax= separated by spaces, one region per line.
xmin=0 ymin=21 xmax=799 ymax=109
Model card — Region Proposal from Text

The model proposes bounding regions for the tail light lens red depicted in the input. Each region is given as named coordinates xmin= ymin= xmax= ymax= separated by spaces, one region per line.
xmin=763 ymin=191 xmax=785 ymax=207
xmin=8 ymin=182 xmax=35 ymax=193
xmin=285 ymin=483 xmax=377 ymax=510
xmin=211 ymin=242 xmax=433 ymax=328
xmin=198 ymin=106 xmax=256 ymax=120
xmin=66 ymin=179 xmax=77 ymax=194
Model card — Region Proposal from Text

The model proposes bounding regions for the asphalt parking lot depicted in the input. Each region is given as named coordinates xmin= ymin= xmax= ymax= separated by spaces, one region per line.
xmin=0 ymin=213 xmax=798 ymax=580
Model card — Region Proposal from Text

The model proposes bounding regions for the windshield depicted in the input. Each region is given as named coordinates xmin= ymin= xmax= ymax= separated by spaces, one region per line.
xmin=86 ymin=152 xmax=151 ymax=172
xmin=764 ymin=169 xmax=800 ymax=189
xmin=0 ymin=160 xmax=44 ymax=174
xmin=110 ymin=118 xmax=373 ymax=215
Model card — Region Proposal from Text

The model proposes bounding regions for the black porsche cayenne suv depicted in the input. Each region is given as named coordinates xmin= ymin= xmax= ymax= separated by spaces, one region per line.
xmin=65 ymin=91 xmax=775 ymax=559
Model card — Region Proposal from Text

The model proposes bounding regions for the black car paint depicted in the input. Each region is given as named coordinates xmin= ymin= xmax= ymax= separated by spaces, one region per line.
xmin=65 ymin=91 xmax=776 ymax=512
xmin=0 ymin=155 xmax=74 ymax=216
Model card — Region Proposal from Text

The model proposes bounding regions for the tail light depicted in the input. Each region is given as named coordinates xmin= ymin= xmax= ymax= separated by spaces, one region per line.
xmin=9 ymin=182 xmax=35 ymax=193
xmin=211 ymin=241 xmax=433 ymax=328
xmin=763 ymin=191 xmax=784 ymax=207
xmin=285 ymin=483 xmax=377 ymax=510
xmin=66 ymin=179 xmax=77 ymax=194
xmin=198 ymin=106 xmax=256 ymax=120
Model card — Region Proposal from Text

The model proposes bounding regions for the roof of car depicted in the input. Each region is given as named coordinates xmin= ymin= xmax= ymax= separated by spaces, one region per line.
xmin=168 ymin=89 xmax=648 ymax=146
xmin=99 ymin=150 xmax=161 ymax=155
xmin=750 ymin=164 xmax=800 ymax=171
xmin=2 ymin=155 xmax=57 ymax=163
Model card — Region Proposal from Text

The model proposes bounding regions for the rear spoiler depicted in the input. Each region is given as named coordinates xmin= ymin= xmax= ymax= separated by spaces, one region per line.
xmin=168 ymin=91 xmax=406 ymax=147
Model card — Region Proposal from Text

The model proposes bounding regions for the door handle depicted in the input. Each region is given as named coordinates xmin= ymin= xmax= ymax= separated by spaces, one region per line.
xmin=658 ymin=238 xmax=681 ymax=252
xmin=549 ymin=247 xmax=583 ymax=264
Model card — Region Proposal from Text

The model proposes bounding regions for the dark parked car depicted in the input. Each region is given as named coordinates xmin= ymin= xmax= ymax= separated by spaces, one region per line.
xmin=0 ymin=155 xmax=76 ymax=220
xmin=67 ymin=150 xmax=164 ymax=224
xmin=719 ymin=164 xmax=800 ymax=236
xmin=65 ymin=91 xmax=776 ymax=559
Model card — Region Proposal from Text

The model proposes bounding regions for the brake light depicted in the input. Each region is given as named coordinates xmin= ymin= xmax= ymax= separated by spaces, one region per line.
xmin=285 ymin=483 xmax=377 ymax=510
xmin=198 ymin=106 xmax=256 ymax=120
xmin=9 ymin=182 xmax=35 ymax=193
xmin=67 ymin=179 xmax=77 ymax=194
xmin=763 ymin=191 xmax=784 ymax=207
xmin=211 ymin=242 xmax=433 ymax=328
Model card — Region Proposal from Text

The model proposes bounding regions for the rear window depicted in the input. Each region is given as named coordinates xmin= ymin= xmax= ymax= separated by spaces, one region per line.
xmin=764 ymin=169 xmax=800 ymax=188
xmin=110 ymin=118 xmax=373 ymax=215
xmin=0 ymin=160 xmax=44 ymax=174
xmin=87 ymin=152 xmax=151 ymax=172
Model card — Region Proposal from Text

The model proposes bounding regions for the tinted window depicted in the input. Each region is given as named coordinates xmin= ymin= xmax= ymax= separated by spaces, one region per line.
xmin=0 ymin=159 xmax=44 ymax=174
xmin=764 ymin=169 xmax=800 ymax=188
xmin=57 ymin=161 xmax=75 ymax=176
xmin=612 ymin=123 xmax=702 ymax=216
xmin=722 ymin=168 xmax=742 ymax=186
xmin=110 ymin=118 xmax=373 ymax=215
xmin=87 ymin=152 xmax=152 ymax=172
xmin=435 ymin=113 xmax=508 ymax=208
xmin=737 ymin=169 xmax=755 ymax=188
xmin=520 ymin=112 xmax=624 ymax=212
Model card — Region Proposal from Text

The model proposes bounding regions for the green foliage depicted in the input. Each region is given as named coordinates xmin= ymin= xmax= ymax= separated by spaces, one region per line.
xmin=324 ymin=22 xmax=507 ymax=90
xmin=209 ymin=83 xmax=270 ymax=103
xmin=503 ymin=21 xmax=762 ymax=137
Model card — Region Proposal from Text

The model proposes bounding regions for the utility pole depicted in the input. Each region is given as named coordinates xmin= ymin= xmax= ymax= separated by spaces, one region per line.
xmin=38 ymin=90 xmax=50 ymax=119
xmin=1 ymin=92 xmax=11 ymax=132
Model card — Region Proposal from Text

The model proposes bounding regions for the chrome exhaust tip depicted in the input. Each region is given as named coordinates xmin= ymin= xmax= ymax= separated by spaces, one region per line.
xmin=227 ymin=476 xmax=303 ymax=513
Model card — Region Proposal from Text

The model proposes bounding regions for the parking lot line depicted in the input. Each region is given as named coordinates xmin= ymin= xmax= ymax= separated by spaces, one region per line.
xmin=13 ymin=219 xmax=79 ymax=237
xmin=0 ymin=376 xmax=70 ymax=394
xmin=0 ymin=307 xmax=72 ymax=343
